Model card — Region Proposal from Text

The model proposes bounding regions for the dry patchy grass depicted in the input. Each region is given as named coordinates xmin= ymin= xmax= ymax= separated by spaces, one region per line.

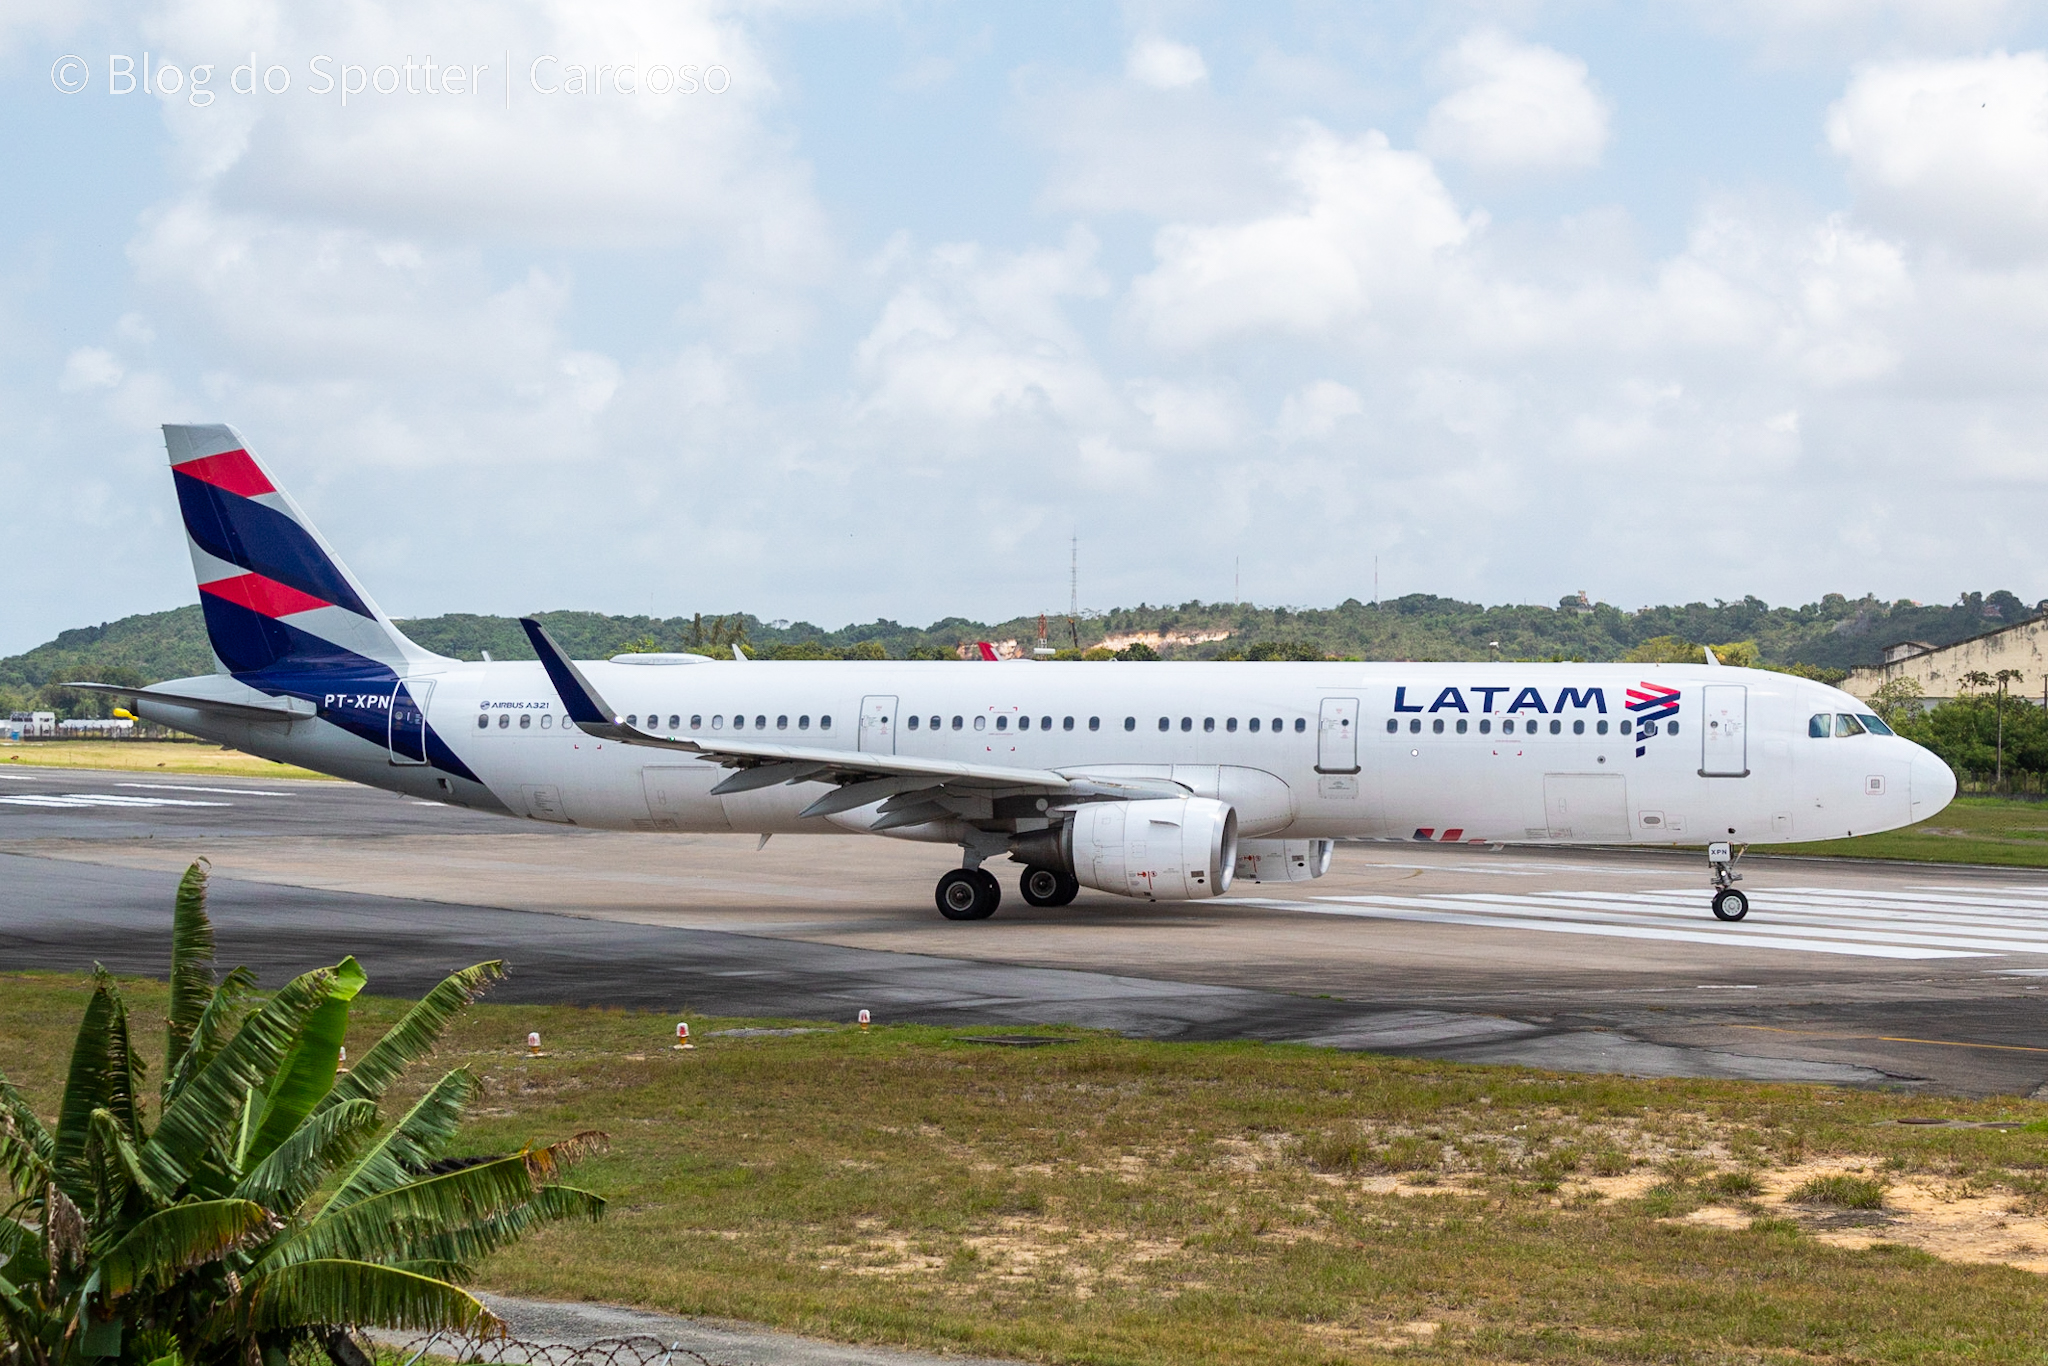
xmin=8 ymin=971 xmax=2048 ymax=1364
xmin=0 ymin=740 xmax=337 ymax=780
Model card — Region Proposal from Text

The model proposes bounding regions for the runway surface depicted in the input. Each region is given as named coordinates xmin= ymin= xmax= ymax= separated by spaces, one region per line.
xmin=7 ymin=763 xmax=2048 ymax=1096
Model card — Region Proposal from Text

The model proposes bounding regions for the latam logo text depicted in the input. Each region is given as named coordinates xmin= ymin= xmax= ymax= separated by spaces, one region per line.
xmin=1393 ymin=685 xmax=1608 ymax=715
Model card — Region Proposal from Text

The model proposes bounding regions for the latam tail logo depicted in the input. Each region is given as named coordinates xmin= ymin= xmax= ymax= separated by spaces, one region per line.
xmin=1624 ymin=682 xmax=1680 ymax=758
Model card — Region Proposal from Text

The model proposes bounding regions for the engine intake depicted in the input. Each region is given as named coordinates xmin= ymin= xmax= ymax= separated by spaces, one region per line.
xmin=1011 ymin=797 xmax=1238 ymax=901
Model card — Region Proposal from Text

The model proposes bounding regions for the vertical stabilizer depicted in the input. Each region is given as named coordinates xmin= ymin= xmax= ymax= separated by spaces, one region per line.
xmin=165 ymin=424 xmax=442 ymax=678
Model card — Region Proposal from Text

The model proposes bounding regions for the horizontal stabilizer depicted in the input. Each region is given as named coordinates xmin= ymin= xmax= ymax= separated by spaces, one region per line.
xmin=66 ymin=680 xmax=317 ymax=723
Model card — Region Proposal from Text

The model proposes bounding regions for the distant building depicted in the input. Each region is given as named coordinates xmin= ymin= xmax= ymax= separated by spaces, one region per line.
xmin=5 ymin=711 xmax=56 ymax=739
xmin=58 ymin=717 xmax=134 ymax=736
xmin=1845 ymin=620 xmax=2048 ymax=706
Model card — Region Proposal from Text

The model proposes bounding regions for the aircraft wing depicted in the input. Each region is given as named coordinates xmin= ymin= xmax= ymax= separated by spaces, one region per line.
xmin=519 ymin=618 xmax=1181 ymax=824
xmin=64 ymin=680 xmax=319 ymax=723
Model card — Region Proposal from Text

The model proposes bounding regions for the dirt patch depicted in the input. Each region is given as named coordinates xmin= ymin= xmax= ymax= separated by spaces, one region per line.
xmin=1662 ymin=1160 xmax=2048 ymax=1275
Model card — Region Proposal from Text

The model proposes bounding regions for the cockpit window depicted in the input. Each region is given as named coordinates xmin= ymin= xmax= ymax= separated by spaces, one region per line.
xmin=1808 ymin=714 xmax=1831 ymax=738
xmin=1835 ymin=713 xmax=1867 ymax=737
xmin=1858 ymin=713 xmax=1894 ymax=736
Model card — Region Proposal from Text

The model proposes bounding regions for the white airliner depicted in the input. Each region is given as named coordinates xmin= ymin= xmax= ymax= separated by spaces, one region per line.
xmin=80 ymin=424 xmax=1957 ymax=923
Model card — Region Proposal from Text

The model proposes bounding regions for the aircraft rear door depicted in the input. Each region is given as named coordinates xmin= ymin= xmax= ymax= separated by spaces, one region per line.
xmin=1316 ymin=697 xmax=1360 ymax=774
xmin=388 ymin=679 xmax=435 ymax=765
xmin=859 ymin=695 xmax=899 ymax=755
xmin=1700 ymin=684 xmax=1749 ymax=777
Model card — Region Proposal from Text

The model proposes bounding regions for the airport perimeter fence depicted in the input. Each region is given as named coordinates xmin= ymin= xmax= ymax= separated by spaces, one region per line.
xmin=374 ymin=1331 xmax=735 ymax=1366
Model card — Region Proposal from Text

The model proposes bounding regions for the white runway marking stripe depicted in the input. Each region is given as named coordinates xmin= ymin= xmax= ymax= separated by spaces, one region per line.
xmin=1238 ymin=879 xmax=2048 ymax=959
xmin=0 ymin=794 xmax=231 ymax=809
xmin=115 ymin=783 xmax=290 ymax=797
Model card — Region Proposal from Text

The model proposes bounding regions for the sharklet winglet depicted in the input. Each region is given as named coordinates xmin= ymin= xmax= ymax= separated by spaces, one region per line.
xmin=520 ymin=618 xmax=620 ymax=728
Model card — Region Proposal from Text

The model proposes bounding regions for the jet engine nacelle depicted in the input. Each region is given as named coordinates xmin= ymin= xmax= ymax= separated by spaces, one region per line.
xmin=1233 ymin=838 xmax=1335 ymax=884
xmin=1013 ymin=797 xmax=1239 ymax=901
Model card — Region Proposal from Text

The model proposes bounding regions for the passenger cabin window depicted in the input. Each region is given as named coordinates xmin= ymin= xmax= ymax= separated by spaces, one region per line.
xmin=1271 ymin=717 xmax=1282 ymax=733
xmin=1250 ymin=718 xmax=1262 ymax=733
xmin=1065 ymin=717 xmax=1076 ymax=731
xmin=996 ymin=716 xmax=1009 ymax=731
xmin=821 ymin=716 xmax=832 ymax=730
xmin=952 ymin=716 xmax=963 ymax=729
xmin=1431 ymin=718 xmax=1444 ymax=734
xmin=1408 ymin=718 xmax=1421 ymax=734
xmin=476 ymin=714 xmax=487 ymax=730
xmin=1619 ymin=719 xmax=1632 ymax=734
xmin=1088 ymin=717 xmax=1099 ymax=731
xmin=712 ymin=715 xmax=724 ymax=729
xmin=1226 ymin=718 xmax=1237 ymax=732
xmin=800 ymin=716 xmax=811 ymax=730
xmin=1479 ymin=719 xmax=1491 ymax=734
xmin=520 ymin=714 xmax=531 ymax=729
xmin=1124 ymin=717 xmax=1135 ymax=731
xmin=624 ymin=715 xmax=634 ymax=727
xmin=974 ymin=716 xmax=987 ymax=731
xmin=1041 ymin=716 xmax=1051 ymax=730
xmin=1836 ymin=713 xmax=1867 ymax=737
xmin=1293 ymin=718 xmax=1306 ymax=732
xmin=1809 ymin=714 xmax=1831 ymax=738
xmin=1202 ymin=717 xmax=1214 ymax=732
xmin=755 ymin=715 xmax=766 ymax=729
xmin=733 ymin=715 xmax=745 ymax=730
xmin=1180 ymin=717 xmax=1193 ymax=732
xmin=908 ymin=715 xmax=920 ymax=730
xmin=1595 ymin=720 xmax=1607 ymax=734
xmin=777 ymin=715 xmax=788 ymax=730
xmin=1572 ymin=719 xmax=1584 ymax=735
xmin=1668 ymin=721 xmax=1680 ymax=735
xmin=1158 ymin=717 xmax=1169 ymax=731
xmin=1549 ymin=719 xmax=1561 ymax=735
xmin=1016 ymin=716 xmax=1028 ymax=730
xmin=691 ymin=715 xmax=702 ymax=729
xmin=541 ymin=715 xmax=553 ymax=729
xmin=669 ymin=715 xmax=680 ymax=730
xmin=1456 ymin=718 xmax=1468 ymax=733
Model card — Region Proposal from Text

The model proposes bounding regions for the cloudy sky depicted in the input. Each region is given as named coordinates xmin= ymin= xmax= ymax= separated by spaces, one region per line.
xmin=5 ymin=1 xmax=2048 ymax=653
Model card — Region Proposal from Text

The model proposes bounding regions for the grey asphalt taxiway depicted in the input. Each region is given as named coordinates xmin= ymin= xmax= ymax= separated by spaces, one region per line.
xmin=6 ymin=763 xmax=2048 ymax=1096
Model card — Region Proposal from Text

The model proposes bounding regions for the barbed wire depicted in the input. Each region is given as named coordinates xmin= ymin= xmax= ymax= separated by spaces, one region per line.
xmin=390 ymin=1332 xmax=721 ymax=1366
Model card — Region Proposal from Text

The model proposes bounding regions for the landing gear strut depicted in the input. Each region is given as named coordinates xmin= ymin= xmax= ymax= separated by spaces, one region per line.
xmin=1708 ymin=840 xmax=1748 ymax=921
xmin=936 ymin=867 xmax=1001 ymax=921
xmin=1019 ymin=865 xmax=1080 ymax=907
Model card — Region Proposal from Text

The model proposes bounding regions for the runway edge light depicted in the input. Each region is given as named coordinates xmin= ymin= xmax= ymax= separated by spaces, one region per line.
xmin=859 ymin=1009 xmax=871 ymax=1031
xmin=527 ymin=1031 xmax=542 ymax=1057
xmin=675 ymin=1021 xmax=694 ymax=1050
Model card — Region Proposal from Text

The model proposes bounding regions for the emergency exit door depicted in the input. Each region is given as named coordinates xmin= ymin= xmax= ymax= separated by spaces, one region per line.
xmin=1316 ymin=697 xmax=1359 ymax=773
xmin=859 ymin=695 xmax=898 ymax=754
xmin=1699 ymin=684 xmax=1748 ymax=777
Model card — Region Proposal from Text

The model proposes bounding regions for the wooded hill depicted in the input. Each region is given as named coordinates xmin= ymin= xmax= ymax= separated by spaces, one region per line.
xmin=2 ymin=590 xmax=2036 ymax=715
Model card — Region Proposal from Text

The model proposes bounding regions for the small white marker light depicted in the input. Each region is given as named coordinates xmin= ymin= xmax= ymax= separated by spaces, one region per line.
xmin=675 ymin=1022 xmax=694 ymax=1050
xmin=526 ymin=1031 xmax=542 ymax=1056
xmin=858 ymin=1009 xmax=871 ymax=1031
xmin=336 ymin=1045 xmax=348 ymax=1074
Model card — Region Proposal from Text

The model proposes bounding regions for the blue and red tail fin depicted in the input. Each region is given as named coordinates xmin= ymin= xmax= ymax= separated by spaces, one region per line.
xmin=166 ymin=424 xmax=441 ymax=679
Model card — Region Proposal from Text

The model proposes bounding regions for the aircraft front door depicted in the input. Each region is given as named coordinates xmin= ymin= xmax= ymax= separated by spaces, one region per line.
xmin=859 ymin=695 xmax=899 ymax=755
xmin=1316 ymin=696 xmax=1360 ymax=774
xmin=388 ymin=679 xmax=435 ymax=765
xmin=1700 ymin=684 xmax=1748 ymax=777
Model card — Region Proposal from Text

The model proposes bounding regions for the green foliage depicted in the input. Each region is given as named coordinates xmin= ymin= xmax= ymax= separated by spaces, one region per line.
xmin=1789 ymin=1174 xmax=1887 ymax=1209
xmin=1893 ymin=694 xmax=2048 ymax=784
xmin=0 ymin=862 xmax=603 ymax=1366
xmin=1870 ymin=676 xmax=1926 ymax=727
xmin=8 ymin=589 xmax=2043 ymax=700
xmin=1114 ymin=641 xmax=1159 ymax=661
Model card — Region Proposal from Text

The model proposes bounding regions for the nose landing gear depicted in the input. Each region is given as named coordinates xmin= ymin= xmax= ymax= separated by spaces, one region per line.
xmin=1708 ymin=840 xmax=1748 ymax=921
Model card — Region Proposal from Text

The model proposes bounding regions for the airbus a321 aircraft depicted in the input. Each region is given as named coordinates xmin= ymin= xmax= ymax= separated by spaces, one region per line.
xmin=81 ymin=425 xmax=1958 ymax=924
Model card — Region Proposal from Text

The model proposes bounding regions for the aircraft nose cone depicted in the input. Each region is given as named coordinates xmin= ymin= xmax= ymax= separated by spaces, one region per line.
xmin=1911 ymin=745 xmax=1957 ymax=818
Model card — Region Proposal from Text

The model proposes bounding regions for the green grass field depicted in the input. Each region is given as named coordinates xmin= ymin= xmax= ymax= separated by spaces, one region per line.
xmin=1788 ymin=796 xmax=2048 ymax=867
xmin=0 ymin=740 xmax=337 ymax=780
xmin=9 ymin=970 xmax=2048 ymax=1364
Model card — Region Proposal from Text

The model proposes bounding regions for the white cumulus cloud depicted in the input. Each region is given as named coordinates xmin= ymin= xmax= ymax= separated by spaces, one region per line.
xmin=1420 ymin=30 xmax=1610 ymax=174
xmin=1828 ymin=50 xmax=2048 ymax=263
xmin=1128 ymin=125 xmax=1474 ymax=348
xmin=1126 ymin=37 xmax=1208 ymax=90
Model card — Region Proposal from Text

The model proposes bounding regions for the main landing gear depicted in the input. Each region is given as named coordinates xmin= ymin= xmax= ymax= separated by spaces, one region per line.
xmin=1020 ymin=865 xmax=1080 ymax=908
xmin=1708 ymin=840 xmax=1748 ymax=922
xmin=934 ymin=863 xmax=1081 ymax=919
xmin=936 ymin=868 xmax=1001 ymax=920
